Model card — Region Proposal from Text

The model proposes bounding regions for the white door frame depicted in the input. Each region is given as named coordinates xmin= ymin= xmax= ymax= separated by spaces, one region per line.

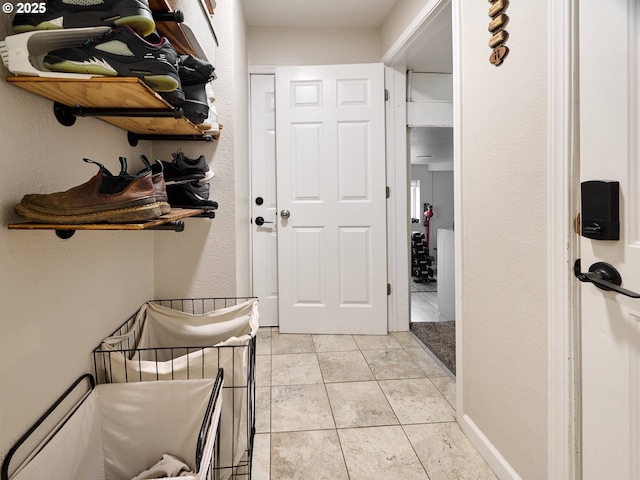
xmin=547 ymin=0 xmax=580 ymax=479
xmin=385 ymin=65 xmax=410 ymax=333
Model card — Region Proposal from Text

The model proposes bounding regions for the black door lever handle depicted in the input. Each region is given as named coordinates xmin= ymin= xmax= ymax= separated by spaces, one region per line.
xmin=254 ymin=216 xmax=273 ymax=226
xmin=574 ymin=259 xmax=640 ymax=298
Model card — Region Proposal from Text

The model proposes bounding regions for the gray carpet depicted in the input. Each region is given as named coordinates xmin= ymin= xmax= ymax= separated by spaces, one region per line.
xmin=410 ymin=321 xmax=456 ymax=375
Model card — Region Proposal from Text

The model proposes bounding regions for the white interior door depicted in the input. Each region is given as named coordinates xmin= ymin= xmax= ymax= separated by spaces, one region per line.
xmin=579 ymin=1 xmax=640 ymax=478
xmin=250 ymin=74 xmax=278 ymax=327
xmin=276 ymin=63 xmax=388 ymax=334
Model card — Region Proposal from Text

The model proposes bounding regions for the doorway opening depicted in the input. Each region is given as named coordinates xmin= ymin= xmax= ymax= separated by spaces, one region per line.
xmin=390 ymin=4 xmax=455 ymax=376
xmin=408 ymin=122 xmax=455 ymax=376
xmin=408 ymin=124 xmax=454 ymax=322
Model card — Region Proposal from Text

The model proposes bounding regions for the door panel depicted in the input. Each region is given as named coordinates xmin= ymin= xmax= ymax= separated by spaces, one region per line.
xmin=292 ymin=227 xmax=324 ymax=304
xmin=291 ymin=124 xmax=323 ymax=200
xmin=579 ymin=1 xmax=640 ymax=477
xmin=276 ymin=63 xmax=387 ymax=334
xmin=339 ymin=227 xmax=372 ymax=304
xmin=250 ymin=74 xmax=278 ymax=326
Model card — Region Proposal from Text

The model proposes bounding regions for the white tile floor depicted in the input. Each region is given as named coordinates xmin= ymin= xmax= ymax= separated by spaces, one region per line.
xmin=250 ymin=328 xmax=497 ymax=480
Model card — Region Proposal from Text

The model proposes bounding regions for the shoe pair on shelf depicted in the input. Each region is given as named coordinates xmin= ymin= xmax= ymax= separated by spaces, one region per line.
xmin=196 ymin=83 xmax=220 ymax=135
xmin=12 ymin=0 xmax=156 ymax=36
xmin=175 ymin=55 xmax=216 ymax=124
xmin=160 ymin=150 xmax=218 ymax=211
xmin=11 ymin=0 xmax=188 ymax=103
xmin=14 ymin=156 xmax=167 ymax=224
xmin=14 ymin=152 xmax=217 ymax=224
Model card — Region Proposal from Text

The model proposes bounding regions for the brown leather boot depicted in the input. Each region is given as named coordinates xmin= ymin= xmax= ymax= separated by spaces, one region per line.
xmin=138 ymin=155 xmax=171 ymax=215
xmin=15 ymin=158 xmax=162 ymax=224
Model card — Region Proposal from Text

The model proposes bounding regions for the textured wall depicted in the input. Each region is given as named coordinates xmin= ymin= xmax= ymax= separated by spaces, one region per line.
xmin=458 ymin=1 xmax=549 ymax=478
xmin=0 ymin=13 xmax=154 ymax=464
xmin=153 ymin=0 xmax=248 ymax=298
xmin=247 ymin=26 xmax=381 ymax=66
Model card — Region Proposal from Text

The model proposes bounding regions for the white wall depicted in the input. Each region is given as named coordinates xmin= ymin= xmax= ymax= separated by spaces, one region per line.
xmin=247 ymin=26 xmax=381 ymax=66
xmin=380 ymin=0 xmax=432 ymax=55
xmin=0 ymin=16 xmax=154 ymax=463
xmin=0 ymin=3 xmax=248 ymax=465
xmin=153 ymin=0 xmax=249 ymax=298
xmin=457 ymin=1 xmax=549 ymax=478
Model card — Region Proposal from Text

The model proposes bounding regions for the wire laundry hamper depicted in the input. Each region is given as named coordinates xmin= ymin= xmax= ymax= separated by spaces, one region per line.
xmin=1 ymin=372 xmax=224 ymax=480
xmin=93 ymin=297 xmax=258 ymax=480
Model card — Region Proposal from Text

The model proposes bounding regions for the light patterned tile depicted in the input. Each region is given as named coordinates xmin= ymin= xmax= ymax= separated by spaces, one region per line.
xmin=256 ymin=354 xmax=271 ymax=387
xmin=404 ymin=423 xmax=498 ymax=480
xmin=379 ymin=378 xmax=455 ymax=424
xmin=353 ymin=334 xmax=403 ymax=350
xmin=338 ymin=426 xmax=430 ymax=480
xmin=431 ymin=375 xmax=456 ymax=408
xmin=325 ymin=381 xmax=398 ymax=428
xmin=312 ymin=334 xmax=358 ymax=352
xmin=272 ymin=332 xmax=315 ymax=354
xmin=361 ymin=349 xmax=425 ymax=380
xmin=251 ymin=433 xmax=270 ymax=480
xmin=256 ymin=328 xmax=272 ymax=356
xmin=255 ymin=386 xmax=270 ymax=433
xmin=271 ymin=430 xmax=349 ymax=480
xmin=317 ymin=350 xmax=374 ymax=383
xmin=271 ymin=353 xmax=323 ymax=386
xmin=392 ymin=331 xmax=422 ymax=349
xmin=271 ymin=384 xmax=335 ymax=432
xmin=406 ymin=347 xmax=450 ymax=377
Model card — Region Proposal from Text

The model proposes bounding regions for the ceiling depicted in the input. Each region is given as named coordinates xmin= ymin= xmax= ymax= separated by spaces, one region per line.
xmin=242 ymin=0 xmax=399 ymax=29
xmin=242 ymin=0 xmax=454 ymax=167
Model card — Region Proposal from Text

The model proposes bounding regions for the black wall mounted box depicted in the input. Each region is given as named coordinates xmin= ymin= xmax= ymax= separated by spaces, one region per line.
xmin=581 ymin=180 xmax=620 ymax=240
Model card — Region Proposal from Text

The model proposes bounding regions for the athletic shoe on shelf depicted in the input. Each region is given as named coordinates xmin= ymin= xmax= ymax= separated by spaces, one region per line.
xmin=43 ymin=25 xmax=183 ymax=97
xmin=205 ymin=82 xmax=216 ymax=103
xmin=14 ymin=158 xmax=162 ymax=224
xmin=176 ymin=54 xmax=215 ymax=124
xmin=159 ymin=150 xmax=213 ymax=185
xmin=196 ymin=103 xmax=219 ymax=136
xmin=166 ymin=181 xmax=218 ymax=211
xmin=144 ymin=31 xmax=184 ymax=105
xmin=12 ymin=0 xmax=156 ymax=37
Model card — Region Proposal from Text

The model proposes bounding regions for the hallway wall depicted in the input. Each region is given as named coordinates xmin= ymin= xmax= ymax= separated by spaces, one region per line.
xmin=247 ymin=26 xmax=381 ymax=66
xmin=0 ymin=17 xmax=155 ymax=463
xmin=457 ymin=1 xmax=549 ymax=478
xmin=0 ymin=3 xmax=246 ymax=466
xmin=153 ymin=0 xmax=249 ymax=299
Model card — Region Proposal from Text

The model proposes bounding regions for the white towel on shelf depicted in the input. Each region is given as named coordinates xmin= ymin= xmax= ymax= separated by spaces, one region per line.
xmin=131 ymin=454 xmax=193 ymax=480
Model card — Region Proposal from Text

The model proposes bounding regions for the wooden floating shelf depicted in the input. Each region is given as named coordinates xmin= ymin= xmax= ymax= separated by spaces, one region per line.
xmin=6 ymin=76 xmax=219 ymax=139
xmin=8 ymin=208 xmax=214 ymax=238
xmin=150 ymin=0 xmax=197 ymax=57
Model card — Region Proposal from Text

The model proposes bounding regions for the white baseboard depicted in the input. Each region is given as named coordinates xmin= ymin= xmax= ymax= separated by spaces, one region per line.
xmin=460 ymin=414 xmax=522 ymax=480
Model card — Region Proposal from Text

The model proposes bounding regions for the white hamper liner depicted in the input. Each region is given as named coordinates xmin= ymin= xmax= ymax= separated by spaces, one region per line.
xmin=96 ymin=298 xmax=259 ymax=480
xmin=3 ymin=375 xmax=223 ymax=480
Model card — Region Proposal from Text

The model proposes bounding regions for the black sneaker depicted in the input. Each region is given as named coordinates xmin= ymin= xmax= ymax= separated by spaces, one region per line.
xmin=12 ymin=0 xmax=156 ymax=37
xmin=166 ymin=181 xmax=218 ymax=210
xmin=177 ymin=55 xmax=215 ymax=124
xmin=159 ymin=150 xmax=213 ymax=184
xmin=43 ymin=25 xmax=182 ymax=96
